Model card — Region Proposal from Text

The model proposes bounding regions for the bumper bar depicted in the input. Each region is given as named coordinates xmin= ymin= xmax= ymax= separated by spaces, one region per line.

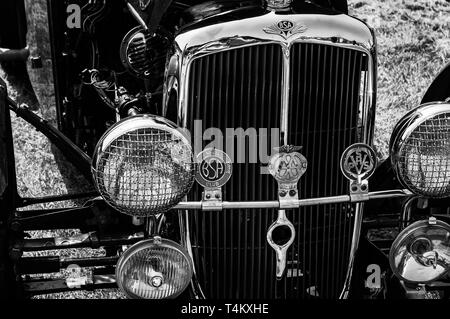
xmin=173 ymin=189 xmax=412 ymax=210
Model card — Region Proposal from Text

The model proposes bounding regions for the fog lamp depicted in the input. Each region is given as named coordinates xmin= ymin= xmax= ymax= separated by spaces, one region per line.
xmin=389 ymin=217 xmax=450 ymax=283
xmin=92 ymin=114 xmax=195 ymax=216
xmin=390 ymin=103 xmax=450 ymax=198
xmin=116 ymin=237 xmax=193 ymax=299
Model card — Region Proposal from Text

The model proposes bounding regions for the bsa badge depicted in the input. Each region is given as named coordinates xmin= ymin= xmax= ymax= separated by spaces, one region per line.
xmin=263 ymin=20 xmax=308 ymax=40
xmin=340 ymin=143 xmax=378 ymax=182
xmin=268 ymin=145 xmax=308 ymax=186
xmin=195 ymin=148 xmax=232 ymax=188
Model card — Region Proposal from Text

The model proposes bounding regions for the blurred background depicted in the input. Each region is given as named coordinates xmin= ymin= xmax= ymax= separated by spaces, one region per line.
xmin=0 ymin=0 xmax=449 ymax=298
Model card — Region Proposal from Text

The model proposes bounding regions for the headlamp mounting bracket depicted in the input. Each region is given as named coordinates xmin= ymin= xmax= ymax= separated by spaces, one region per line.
xmin=201 ymin=187 xmax=224 ymax=211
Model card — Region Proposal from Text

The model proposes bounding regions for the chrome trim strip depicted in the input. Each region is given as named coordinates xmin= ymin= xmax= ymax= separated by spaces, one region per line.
xmin=126 ymin=2 xmax=148 ymax=31
xmin=340 ymin=203 xmax=363 ymax=299
xmin=179 ymin=210 xmax=206 ymax=299
xmin=400 ymin=196 xmax=420 ymax=230
xmin=280 ymin=44 xmax=290 ymax=145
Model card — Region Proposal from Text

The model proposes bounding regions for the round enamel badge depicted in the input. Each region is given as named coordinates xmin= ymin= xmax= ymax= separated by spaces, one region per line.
xmin=195 ymin=149 xmax=232 ymax=188
xmin=340 ymin=143 xmax=377 ymax=181
xmin=268 ymin=151 xmax=308 ymax=184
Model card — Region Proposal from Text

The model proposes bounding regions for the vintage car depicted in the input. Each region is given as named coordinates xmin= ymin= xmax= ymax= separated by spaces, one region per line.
xmin=0 ymin=0 xmax=450 ymax=300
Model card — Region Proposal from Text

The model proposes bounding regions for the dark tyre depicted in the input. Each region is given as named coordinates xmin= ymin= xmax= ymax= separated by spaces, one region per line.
xmin=421 ymin=62 xmax=450 ymax=104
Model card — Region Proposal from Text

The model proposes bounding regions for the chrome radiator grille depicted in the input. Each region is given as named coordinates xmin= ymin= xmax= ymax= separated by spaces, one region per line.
xmin=184 ymin=43 xmax=368 ymax=298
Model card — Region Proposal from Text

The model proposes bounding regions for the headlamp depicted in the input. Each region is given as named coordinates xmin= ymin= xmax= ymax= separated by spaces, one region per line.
xmin=92 ymin=114 xmax=195 ymax=216
xmin=116 ymin=237 xmax=193 ymax=299
xmin=390 ymin=103 xmax=450 ymax=198
xmin=389 ymin=217 xmax=450 ymax=283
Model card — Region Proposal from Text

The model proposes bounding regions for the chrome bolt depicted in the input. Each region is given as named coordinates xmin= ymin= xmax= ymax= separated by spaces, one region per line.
xmin=151 ymin=276 xmax=163 ymax=288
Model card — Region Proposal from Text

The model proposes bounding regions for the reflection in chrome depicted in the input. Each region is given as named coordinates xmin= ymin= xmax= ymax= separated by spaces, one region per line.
xmin=389 ymin=217 xmax=450 ymax=283
xmin=115 ymin=237 xmax=194 ymax=299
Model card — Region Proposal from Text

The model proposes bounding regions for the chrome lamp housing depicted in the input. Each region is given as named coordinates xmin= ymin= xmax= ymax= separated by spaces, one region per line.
xmin=389 ymin=217 xmax=450 ymax=284
xmin=116 ymin=237 xmax=193 ymax=299
xmin=389 ymin=103 xmax=450 ymax=287
xmin=390 ymin=103 xmax=450 ymax=199
xmin=91 ymin=115 xmax=196 ymax=299
xmin=92 ymin=114 xmax=195 ymax=216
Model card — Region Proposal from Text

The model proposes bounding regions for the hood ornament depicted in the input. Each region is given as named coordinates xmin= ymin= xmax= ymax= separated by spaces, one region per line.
xmin=263 ymin=20 xmax=308 ymax=40
xmin=266 ymin=0 xmax=292 ymax=10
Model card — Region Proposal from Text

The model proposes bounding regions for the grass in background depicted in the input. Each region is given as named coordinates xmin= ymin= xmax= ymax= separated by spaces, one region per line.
xmin=0 ymin=0 xmax=449 ymax=299
xmin=349 ymin=0 xmax=450 ymax=157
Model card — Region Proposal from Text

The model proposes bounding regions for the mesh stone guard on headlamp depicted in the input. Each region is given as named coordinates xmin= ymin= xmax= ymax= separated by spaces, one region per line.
xmin=92 ymin=114 xmax=195 ymax=216
xmin=390 ymin=103 xmax=450 ymax=198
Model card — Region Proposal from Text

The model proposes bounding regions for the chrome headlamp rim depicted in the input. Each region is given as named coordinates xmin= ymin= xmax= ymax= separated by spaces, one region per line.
xmin=115 ymin=237 xmax=194 ymax=299
xmin=390 ymin=102 xmax=450 ymax=198
xmin=92 ymin=114 xmax=191 ymax=167
xmin=91 ymin=114 xmax=195 ymax=216
xmin=389 ymin=218 xmax=450 ymax=284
